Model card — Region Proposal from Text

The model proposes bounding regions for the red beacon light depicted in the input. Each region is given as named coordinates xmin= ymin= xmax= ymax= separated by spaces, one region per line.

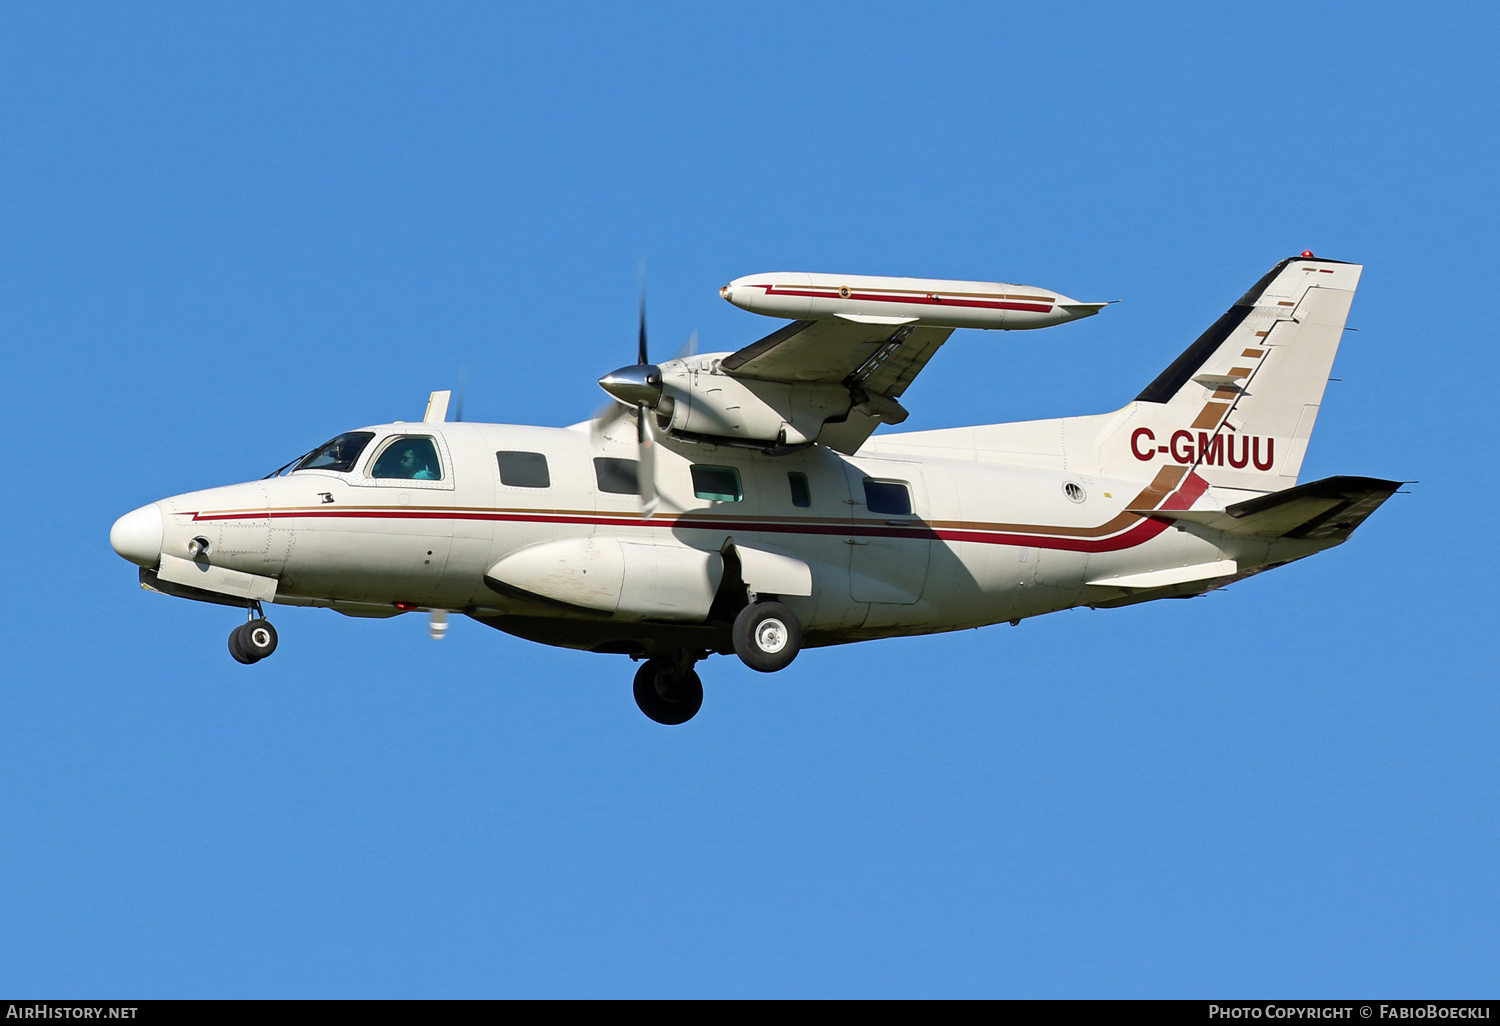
xmin=1301 ymin=250 xmax=1315 ymax=258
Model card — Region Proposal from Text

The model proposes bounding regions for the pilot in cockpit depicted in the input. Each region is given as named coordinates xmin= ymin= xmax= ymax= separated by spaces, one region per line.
xmin=369 ymin=437 xmax=441 ymax=481
xmin=324 ymin=436 xmax=362 ymax=467
xmin=397 ymin=444 xmax=438 ymax=480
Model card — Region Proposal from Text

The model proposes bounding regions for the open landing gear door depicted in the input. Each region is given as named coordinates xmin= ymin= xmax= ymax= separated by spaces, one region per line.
xmin=729 ymin=542 xmax=813 ymax=598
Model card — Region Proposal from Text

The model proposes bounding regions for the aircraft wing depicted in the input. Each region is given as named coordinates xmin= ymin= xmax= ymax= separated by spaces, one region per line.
xmin=720 ymin=318 xmax=955 ymax=402
xmin=712 ymin=270 xmax=1103 ymax=453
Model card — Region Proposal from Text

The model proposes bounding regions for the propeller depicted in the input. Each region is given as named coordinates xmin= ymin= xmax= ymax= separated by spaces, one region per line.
xmin=637 ymin=285 xmax=649 ymax=368
xmin=596 ymin=285 xmax=666 ymax=513
xmin=633 ymin=291 xmax=658 ymax=513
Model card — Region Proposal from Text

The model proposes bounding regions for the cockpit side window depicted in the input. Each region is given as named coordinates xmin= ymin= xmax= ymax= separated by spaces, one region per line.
xmin=294 ymin=432 xmax=375 ymax=474
xmin=371 ymin=436 xmax=444 ymax=480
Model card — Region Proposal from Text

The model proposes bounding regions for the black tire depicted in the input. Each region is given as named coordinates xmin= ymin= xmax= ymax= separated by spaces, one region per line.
xmin=240 ymin=619 xmax=278 ymax=659
xmin=732 ymin=601 xmax=801 ymax=673
xmin=632 ymin=659 xmax=703 ymax=725
xmin=228 ymin=624 xmax=259 ymax=664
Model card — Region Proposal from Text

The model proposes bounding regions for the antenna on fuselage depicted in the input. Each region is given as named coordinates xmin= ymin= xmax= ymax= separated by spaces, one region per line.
xmin=421 ymin=389 xmax=455 ymax=641
xmin=423 ymin=390 xmax=451 ymax=423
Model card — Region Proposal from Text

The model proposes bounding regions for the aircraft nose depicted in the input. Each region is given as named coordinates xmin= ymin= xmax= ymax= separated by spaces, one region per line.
xmin=110 ymin=503 xmax=163 ymax=568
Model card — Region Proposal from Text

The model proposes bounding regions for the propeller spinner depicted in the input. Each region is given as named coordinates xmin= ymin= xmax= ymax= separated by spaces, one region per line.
xmin=597 ymin=363 xmax=663 ymax=409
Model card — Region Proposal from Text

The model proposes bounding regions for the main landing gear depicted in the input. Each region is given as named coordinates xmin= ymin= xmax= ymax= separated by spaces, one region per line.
xmin=631 ymin=603 xmax=805 ymax=725
xmin=732 ymin=601 xmax=802 ymax=673
xmin=228 ymin=602 xmax=278 ymax=664
xmin=633 ymin=653 xmax=704 ymax=725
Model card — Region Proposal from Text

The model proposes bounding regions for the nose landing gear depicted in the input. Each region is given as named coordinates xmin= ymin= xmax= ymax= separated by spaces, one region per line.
xmin=228 ymin=602 xmax=278 ymax=664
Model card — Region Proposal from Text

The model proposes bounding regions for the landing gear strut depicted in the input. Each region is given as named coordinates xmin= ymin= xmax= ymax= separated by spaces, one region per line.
xmin=633 ymin=652 xmax=704 ymax=725
xmin=228 ymin=602 xmax=278 ymax=664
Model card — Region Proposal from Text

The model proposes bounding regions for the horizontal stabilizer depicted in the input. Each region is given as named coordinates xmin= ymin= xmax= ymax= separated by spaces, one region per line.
xmin=1130 ymin=475 xmax=1401 ymax=539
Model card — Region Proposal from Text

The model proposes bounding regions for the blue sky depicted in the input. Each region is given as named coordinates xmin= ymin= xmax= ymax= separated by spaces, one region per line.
xmin=1 ymin=1 xmax=1495 ymax=997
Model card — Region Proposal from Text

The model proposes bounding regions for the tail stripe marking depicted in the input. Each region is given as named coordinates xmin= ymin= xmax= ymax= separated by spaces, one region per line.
xmin=1191 ymin=403 xmax=1231 ymax=429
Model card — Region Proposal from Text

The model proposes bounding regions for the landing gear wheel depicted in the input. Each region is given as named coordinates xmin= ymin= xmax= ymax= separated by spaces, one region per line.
xmin=733 ymin=601 xmax=802 ymax=673
xmin=228 ymin=625 xmax=258 ymax=664
xmin=228 ymin=619 xmax=278 ymax=664
xmin=633 ymin=659 xmax=704 ymax=725
xmin=241 ymin=619 xmax=278 ymax=659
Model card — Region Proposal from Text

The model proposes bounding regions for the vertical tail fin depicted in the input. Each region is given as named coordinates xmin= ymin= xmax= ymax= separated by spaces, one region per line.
xmin=1099 ymin=255 xmax=1362 ymax=493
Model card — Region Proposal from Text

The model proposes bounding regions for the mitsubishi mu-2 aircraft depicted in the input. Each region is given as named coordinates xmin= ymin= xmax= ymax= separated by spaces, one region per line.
xmin=110 ymin=254 xmax=1399 ymax=724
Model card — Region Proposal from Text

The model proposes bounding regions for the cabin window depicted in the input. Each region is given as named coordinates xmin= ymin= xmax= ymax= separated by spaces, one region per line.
xmin=594 ymin=457 xmax=640 ymax=495
xmin=295 ymin=432 xmax=375 ymax=474
xmin=863 ymin=479 xmax=912 ymax=516
xmin=788 ymin=472 xmax=811 ymax=508
xmin=497 ymin=450 xmax=550 ymax=488
xmin=691 ymin=465 xmax=742 ymax=502
xmin=370 ymin=436 xmax=443 ymax=481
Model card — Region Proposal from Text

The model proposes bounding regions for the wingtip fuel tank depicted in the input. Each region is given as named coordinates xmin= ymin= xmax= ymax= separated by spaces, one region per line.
xmin=721 ymin=272 xmax=1104 ymax=331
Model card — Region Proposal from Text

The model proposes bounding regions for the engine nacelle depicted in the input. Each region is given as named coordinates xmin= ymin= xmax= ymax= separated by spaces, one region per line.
xmin=656 ymin=357 xmax=852 ymax=446
xmin=485 ymin=536 xmax=723 ymax=622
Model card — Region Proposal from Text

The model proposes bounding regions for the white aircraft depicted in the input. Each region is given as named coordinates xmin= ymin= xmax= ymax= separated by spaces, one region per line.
xmin=110 ymin=254 xmax=1398 ymax=724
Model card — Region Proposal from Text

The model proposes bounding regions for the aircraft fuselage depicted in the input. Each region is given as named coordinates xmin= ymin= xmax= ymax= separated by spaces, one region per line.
xmin=115 ymin=416 xmax=1336 ymax=658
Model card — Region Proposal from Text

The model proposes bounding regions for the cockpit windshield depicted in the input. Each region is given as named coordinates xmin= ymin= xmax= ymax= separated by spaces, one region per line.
xmin=293 ymin=432 xmax=375 ymax=474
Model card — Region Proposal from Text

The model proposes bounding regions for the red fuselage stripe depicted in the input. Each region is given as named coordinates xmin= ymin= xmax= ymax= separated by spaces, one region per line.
xmin=188 ymin=476 xmax=1209 ymax=555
